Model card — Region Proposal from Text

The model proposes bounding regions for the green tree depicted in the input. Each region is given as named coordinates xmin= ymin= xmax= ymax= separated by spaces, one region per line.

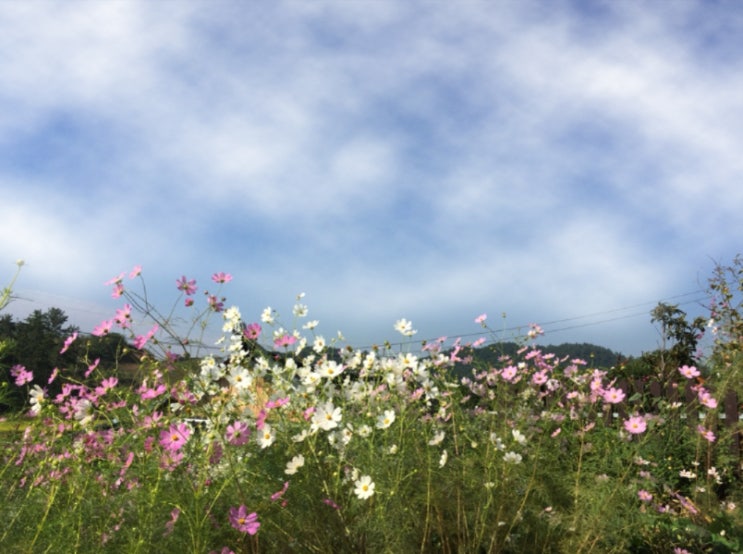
xmin=0 ymin=308 xmax=79 ymax=401
xmin=616 ymin=302 xmax=706 ymax=382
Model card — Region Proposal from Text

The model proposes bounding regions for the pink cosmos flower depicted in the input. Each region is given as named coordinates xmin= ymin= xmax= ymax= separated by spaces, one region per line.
xmin=474 ymin=313 xmax=487 ymax=324
xmin=602 ymin=387 xmax=626 ymax=404
xmin=84 ymin=358 xmax=100 ymax=378
xmin=208 ymin=295 xmax=224 ymax=312
xmin=637 ymin=489 xmax=653 ymax=502
xmin=243 ymin=322 xmax=262 ymax=340
xmin=225 ymin=421 xmax=250 ymax=446
xmin=60 ymin=332 xmax=78 ymax=354
xmin=176 ymin=275 xmax=197 ymax=295
xmin=322 ymin=498 xmax=340 ymax=510
xmin=697 ymin=425 xmax=715 ymax=443
xmin=229 ymin=505 xmax=260 ymax=534
xmin=532 ymin=370 xmax=548 ymax=385
xmin=139 ymin=383 xmax=167 ymax=400
xmin=10 ymin=364 xmax=33 ymax=386
xmin=129 ymin=265 xmax=142 ymax=279
xmin=624 ymin=415 xmax=647 ymax=435
xmin=270 ymin=481 xmax=289 ymax=502
xmin=92 ymin=320 xmax=113 ymax=337
xmin=211 ymin=272 xmax=232 ymax=284
xmin=111 ymin=283 xmax=125 ymax=298
xmin=185 ymin=298 xmax=194 ymax=307
xmin=134 ymin=324 xmax=159 ymax=350
xmin=678 ymin=365 xmax=700 ymax=379
xmin=104 ymin=273 xmax=124 ymax=286
xmin=114 ymin=305 xmax=132 ymax=328
xmin=698 ymin=388 xmax=718 ymax=409
xmin=274 ymin=334 xmax=297 ymax=348
xmin=500 ymin=365 xmax=518 ymax=382
xmin=472 ymin=337 xmax=486 ymax=348
xmin=159 ymin=423 xmax=191 ymax=452
xmin=96 ymin=376 xmax=118 ymax=395
xmin=164 ymin=508 xmax=180 ymax=537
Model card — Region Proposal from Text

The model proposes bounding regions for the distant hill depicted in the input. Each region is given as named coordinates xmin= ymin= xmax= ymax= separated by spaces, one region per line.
xmin=448 ymin=341 xmax=624 ymax=380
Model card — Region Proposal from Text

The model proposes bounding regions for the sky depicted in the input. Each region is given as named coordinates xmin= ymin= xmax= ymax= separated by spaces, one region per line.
xmin=1 ymin=0 xmax=741 ymax=358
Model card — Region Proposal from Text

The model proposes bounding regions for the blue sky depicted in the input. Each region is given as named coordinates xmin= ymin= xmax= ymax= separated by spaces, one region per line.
xmin=1 ymin=1 xmax=741 ymax=357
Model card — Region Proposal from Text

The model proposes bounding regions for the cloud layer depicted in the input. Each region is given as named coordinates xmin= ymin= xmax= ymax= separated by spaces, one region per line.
xmin=1 ymin=1 xmax=739 ymax=355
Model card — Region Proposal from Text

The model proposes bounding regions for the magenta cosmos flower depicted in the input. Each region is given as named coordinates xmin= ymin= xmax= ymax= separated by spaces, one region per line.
xmin=229 ymin=505 xmax=260 ymax=534
xmin=623 ymin=415 xmax=647 ymax=434
xmin=225 ymin=421 xmax=250 ymax=446
xmin=159 ymin=423 xmax=191 ymax=451
xmin=176 ymin=275 xmax=198 ymax=295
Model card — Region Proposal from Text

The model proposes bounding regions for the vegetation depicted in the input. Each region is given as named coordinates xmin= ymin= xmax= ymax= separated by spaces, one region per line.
xmin=0 ymin=260 xmax=741 ymax=553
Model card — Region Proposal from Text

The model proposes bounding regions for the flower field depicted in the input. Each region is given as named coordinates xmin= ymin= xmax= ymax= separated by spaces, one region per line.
xmin=1 ymin=264 xmax=742 ymax=553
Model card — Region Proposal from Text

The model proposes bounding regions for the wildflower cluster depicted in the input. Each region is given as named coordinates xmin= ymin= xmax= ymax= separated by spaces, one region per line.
xmin=1 ymin=267 xmax=741 ymax=553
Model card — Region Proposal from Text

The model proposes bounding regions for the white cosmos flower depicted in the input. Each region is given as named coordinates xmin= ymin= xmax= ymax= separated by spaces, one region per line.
xmin=222 ymin=306 xmax=241 ymax=332
xmin=393 ymin=318 xmax=417 ymax=337
xmin=259 ymin=424 xmax=275 ymax=449
xmin=428 ymin=430 xmax=445 ymax=446
xmin=354 ymin=475 xmax=375 ymax=500
xmin=318 ymin=359 xmax=343 ymax=379
xmin=313 ymin=402 xmax=342 ymax=431
xmin=439 ymin=449 xmax=448 ymax=468
xmin=285 ymin=454 xmax=305 ymax=475
xmin=227 ymin=367 xmax=253 ymax=390
xmin=313 ymin=336 xmax=326 ymax=353
xmin=512 ymin=429 xmax=527 ymax=445
xmin=376 ymin=409 xmax=396 ymax=429
xmin=29 ymin=385 xmax=45 ymax=415
xmin=261 ymin=307 xmax=275 ymax=324
xmin=503 ymin=451 xmax=523 ymax=464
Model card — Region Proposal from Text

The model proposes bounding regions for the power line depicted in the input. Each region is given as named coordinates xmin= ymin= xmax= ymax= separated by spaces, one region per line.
xmin=365 ymin=290 xmax=713 ymax=351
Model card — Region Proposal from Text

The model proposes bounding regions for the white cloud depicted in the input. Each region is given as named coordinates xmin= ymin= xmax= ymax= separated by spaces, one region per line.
xmin=0 ymin=1 xmax=739 ymax=355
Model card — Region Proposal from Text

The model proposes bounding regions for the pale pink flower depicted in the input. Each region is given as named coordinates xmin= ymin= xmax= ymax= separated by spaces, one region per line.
xmin=129 ymin=265 xmax=142 ymax=279
xmin=623 ymin=415 xmax=647 ymax=434
xmin=637 ymin=489 xmax=653 ymax=502
xmin=678 ymin=365 xmax=700 ymax=379
xmin=532 ymin=370 xmax=548 ymax=385
xmin=602 ymin=387 xmax=626 ymax=404
xmin=134 ymin=324 xmax=159 ymax=350
xmin=10 ymin=364 xmax=33 ymax=386
xmin=211 ymin=272 xmax=232 ymax=283
xmin=60 ymin=332 xmax=78 ymax=354
xmin=500 ymin=365 xmax=518 ymax=382
xmin=84 ymin=358 xmax=100 ymax=378
xmin=274 ymin=333 xmax=297 ymax=348
xmin=114 ymin=305 xmax=132 ymax=328
xmin=474 ymin=313 xmax=487 ymax=324
xmin=698 ymin=388 xmax=718 ymax=409
xmin=697 ymin=425 xmax=715 ymax=443
xmin=104 ymin=273 xmax=124 ymax=286
xmin=92 ymin=320 xmax=113 ymax=336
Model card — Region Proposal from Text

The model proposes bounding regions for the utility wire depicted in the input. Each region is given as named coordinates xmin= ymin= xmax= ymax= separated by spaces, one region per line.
xmin=368 ymin=290 xmax=713 ymax=352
